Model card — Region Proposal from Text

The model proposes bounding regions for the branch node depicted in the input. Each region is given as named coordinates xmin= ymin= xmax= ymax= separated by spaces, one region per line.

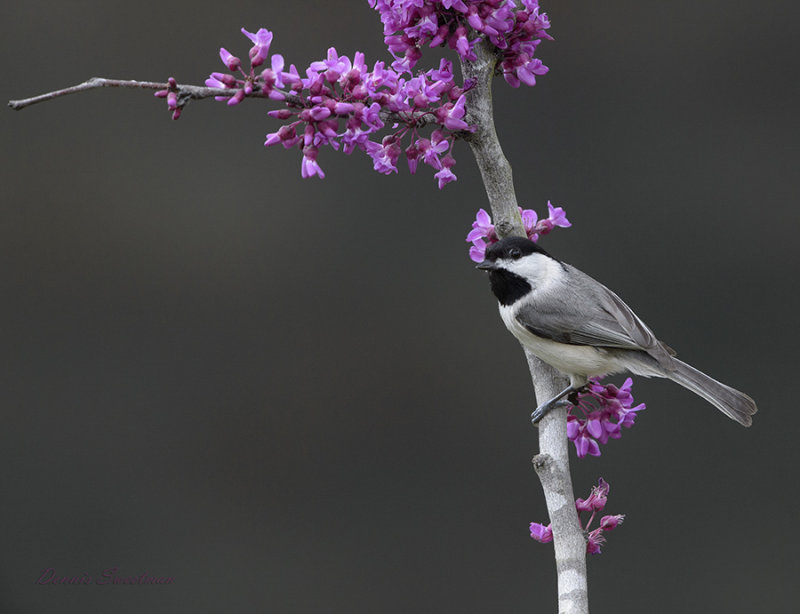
xmin=495 ymin=220 xmax=517 ymax=238
xmin=532 ymin=453 xmax=552 ymax=472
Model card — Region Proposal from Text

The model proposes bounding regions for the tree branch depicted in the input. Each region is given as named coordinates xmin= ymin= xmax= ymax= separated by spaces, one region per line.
xmin=7 ymin=77 xmax=240 ymax=110
xmin=7 ymin=77 xmax=437 ymax=127
xmin=460 ymin=39 xmax=588 ymax=614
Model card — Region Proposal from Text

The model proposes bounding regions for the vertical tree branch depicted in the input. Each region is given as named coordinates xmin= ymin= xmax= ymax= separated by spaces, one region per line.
xmin=460 ymin=39 xmax=589 ymax=614
xmin=527 ymin=357 xmax=588 ymax=614
xmin=459 ymin=42 xmax=521 ymax=240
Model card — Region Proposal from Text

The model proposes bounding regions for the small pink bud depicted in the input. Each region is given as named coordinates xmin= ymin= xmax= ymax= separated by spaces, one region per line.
xmin=267 ymin=109 xmax=293 ymax=120
xmin=227 ymin=89 xmax=246 ymax=106
xmin=219 ymin=48 xmax=241 ymax=72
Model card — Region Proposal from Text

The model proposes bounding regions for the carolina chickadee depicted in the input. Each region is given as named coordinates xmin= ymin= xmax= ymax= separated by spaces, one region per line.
xmin=477 ymin=236 xmax=757 ymax=426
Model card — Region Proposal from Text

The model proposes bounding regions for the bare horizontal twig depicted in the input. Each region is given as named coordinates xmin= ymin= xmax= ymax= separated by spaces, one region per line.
xmin=8 ymin=77 xmax=246 ymax=110
xmin=8 ymin=76 xmax=436 ymax=127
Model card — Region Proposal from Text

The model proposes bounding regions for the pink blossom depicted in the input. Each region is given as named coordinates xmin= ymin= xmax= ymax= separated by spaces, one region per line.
xmin=466 ymin=203 xmax=570 ymax=262
xmin=529 ymin=478 xmax=624 ymax=555
xmin=241 ymin=27 xmax=273 ymax=68
xmin=300 ymin=146 xmax=325 ymax=179
xmin=529 ymin=522 xmax=553 ymax=543
xmin=600 ymin=514 xmax=625 ymax=531
xmin=586 ymin=529 xmax=606 ymax=555
xmin=567 ymin=378 xmax=646 ymax=458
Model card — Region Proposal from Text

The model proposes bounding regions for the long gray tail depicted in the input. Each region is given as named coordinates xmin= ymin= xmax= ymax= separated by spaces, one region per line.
xmin=666 ymin=358 xmax=757 ymax=427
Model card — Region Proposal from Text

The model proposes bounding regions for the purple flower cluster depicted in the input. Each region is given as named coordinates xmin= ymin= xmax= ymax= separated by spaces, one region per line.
xmin=157 ymin=2 xmax=552 ymax=185
xmin=567 ymin=378 xmax=646 ymax=458
xmin=196 ymin=28 xmax=472 ymax=187
xmin=530 ymin=478 xmax=625 ymax=555
xmin=466 ymin=201 xmax=570 ymax=262
xmin=369 ymin=0 xmax=552 ymax=87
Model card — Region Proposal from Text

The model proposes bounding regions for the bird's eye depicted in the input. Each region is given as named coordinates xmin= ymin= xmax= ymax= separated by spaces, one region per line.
xmin=508 ymin=247 xmax=522 ymax=260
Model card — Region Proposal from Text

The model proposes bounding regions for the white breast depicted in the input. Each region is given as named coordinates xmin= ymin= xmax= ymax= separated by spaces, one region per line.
xmin=498 ymin=302 xmax=625 ymax=385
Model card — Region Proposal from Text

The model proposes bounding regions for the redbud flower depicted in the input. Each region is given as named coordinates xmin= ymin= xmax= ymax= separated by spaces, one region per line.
xmin=530 ymin=478 xmax=624 ymax=555
xmin=434 ymin=166 xmax=457 ymax=189
xmin=567 ymin=378 xmax=646 ymax=458
xmin=260 ymin=55 xmax=288 ymax=100
xmin=586 ymin=529 xmax=605 ymax=555
xmin=430 ymin=58 xmax=453 ymax=82
xmin=570 ymin=427 xmax=601 ymax=458
xmin=469 ymin=238 xmax=487 ymax=264
xmin=421 ymin=131 xmax=450 ymax=169
xmin=466 ymin=208 xmax=496 ymax=244
xmin=466 ymin=203 xmax=570 ymax=262
xmin=405 ymin=142 xmax=421 ymax=174
xmin=208 ymin=72 xmax=237 ymax=88
xmin=529 ymin=522 xmax=553 ymax=543
xmin=310 ymin=47 xmax=350 ymax=83
xmin=301 ymin=146 xmax=325 ymax=179
xmin=241 ymin=27 xmax=273 ymax=68
xmin=264 ymin=124 xmax=300 ymax=149
xmin=520 ymin=208 xmax=539 ymax=236
xmin=204 ymin=74 xmax=226 ymax=89
xmin=365 ymin=138 xmax=402 ymax=175
xmin=575 ymin=477 xmax=609 ymax=512
xmin=600 ymin=514 xmax=625 ymax=531
xmin=437 ymin=94 xmax=469 ymax=131
xmin=546 ymin=201 xmax=570 ymax=229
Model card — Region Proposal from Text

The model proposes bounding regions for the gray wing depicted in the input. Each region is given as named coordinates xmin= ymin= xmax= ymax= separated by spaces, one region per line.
xmin=516 ymin=264 xmax=675 ymax=363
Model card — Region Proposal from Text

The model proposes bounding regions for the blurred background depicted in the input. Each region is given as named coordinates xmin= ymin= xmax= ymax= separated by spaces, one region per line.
xmin=1 ymin=1 xmax=797 ymax=612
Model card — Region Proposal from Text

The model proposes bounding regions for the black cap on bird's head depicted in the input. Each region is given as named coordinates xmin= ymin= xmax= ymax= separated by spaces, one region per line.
xmin=476 ymin=236 xmax=552 ymax=271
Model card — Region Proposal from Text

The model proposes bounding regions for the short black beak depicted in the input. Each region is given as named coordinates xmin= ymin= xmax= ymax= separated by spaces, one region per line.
xmin=476 ymin=260 xmax=498 ymax=271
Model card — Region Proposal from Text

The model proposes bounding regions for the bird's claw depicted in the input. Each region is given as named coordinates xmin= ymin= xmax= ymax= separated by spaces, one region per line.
xmin=531 ymin=398 xmax=572 ymax=424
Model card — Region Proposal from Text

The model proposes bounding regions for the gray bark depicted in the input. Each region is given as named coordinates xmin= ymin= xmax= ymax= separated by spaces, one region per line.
xmin=460 ymin=38 xmax=589 ymax=614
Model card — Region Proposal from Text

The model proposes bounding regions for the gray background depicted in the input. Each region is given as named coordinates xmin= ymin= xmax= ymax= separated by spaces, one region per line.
xmin=2 ymin=1 xmax=798 ymax=612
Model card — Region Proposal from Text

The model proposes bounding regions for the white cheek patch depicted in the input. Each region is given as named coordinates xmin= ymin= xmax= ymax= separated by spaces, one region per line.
xmin=505 ymin=253 xmax=563 ymax=289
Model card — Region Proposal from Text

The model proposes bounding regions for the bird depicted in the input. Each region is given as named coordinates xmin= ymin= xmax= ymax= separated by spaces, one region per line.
xmin=476 ymin=236 xmax=757 ymax=426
